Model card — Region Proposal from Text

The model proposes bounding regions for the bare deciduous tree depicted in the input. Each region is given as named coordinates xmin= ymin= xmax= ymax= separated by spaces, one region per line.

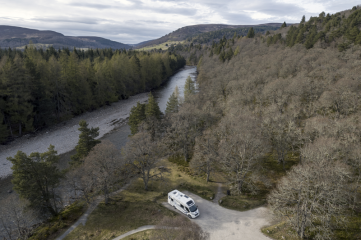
xmin=83 ymin=141 xmax=128 ymax=204
xmin=65 ymin=141 xmax=127 ymax=205
xmin=0 ymin=195 xmax=36 ymax=240
xmin=190 ymin=130 xmax=218 ymax=183
xmin=123 ymin=132 xmax=165 ymax=190
xmin=269 ymin=140 xmax=351 ymax=239
xmin=218 ymin=113 xmax=269 ymax=195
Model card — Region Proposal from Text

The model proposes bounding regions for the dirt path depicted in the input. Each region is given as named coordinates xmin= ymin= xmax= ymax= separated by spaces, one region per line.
xmin=162 ymin=191 xmax=270 ymax=240
xmin=111 ymin=225 xmax=155 ymax=240
xmin=213 ymin=183 xmax=225 ymax=204
xmin=56 ymin=182 xmax=132 ymax=240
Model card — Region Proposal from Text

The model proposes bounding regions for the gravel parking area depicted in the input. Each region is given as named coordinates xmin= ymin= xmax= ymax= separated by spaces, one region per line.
xmin=162 ymin=191 xmax=270 ymax=240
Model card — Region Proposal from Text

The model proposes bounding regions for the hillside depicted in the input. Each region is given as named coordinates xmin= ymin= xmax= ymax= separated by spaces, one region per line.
xmin=0 ymin=25 xmax=131 ymax=49
xmin=136 ymin=23 xmax=283 ymax=48
xmin=171 ymin=5 xmax=361 ymax=239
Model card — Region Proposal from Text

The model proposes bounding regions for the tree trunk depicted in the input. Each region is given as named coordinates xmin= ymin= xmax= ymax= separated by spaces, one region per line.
xmin=104 ymin=185 xmax=109 ymax=205
xmin=19 ymin=123 xmax=22 ymax=136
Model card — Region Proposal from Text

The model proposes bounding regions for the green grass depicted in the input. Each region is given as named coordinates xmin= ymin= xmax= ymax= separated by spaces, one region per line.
xmin=121 ymin=229 xmax=154 ymax=240
xmin=262 ymin=221 xmax=300 ymax=240
xmin=219 ymin=195 xmax=266 ymax=211
xmin=136 ymin=41 xmax=184 ymax=51
xmin=29 ymin=201 xmax=86 ymax=240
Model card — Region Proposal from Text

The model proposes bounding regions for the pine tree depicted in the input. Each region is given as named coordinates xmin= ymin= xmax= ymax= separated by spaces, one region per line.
xmin=165 ymin=92 xmax=179 ymax=114
xmin=128 ymin=102 xmax=146 ymax=135
xmin=70 ymin=120 xmax=100 ymax=165
xmin=281 ymin=22 xmax=287 ymax=28
xmin=2 ymin=55 xmax=34 ymax=137
xmin=347 ymin=26 xmax=360 ymax=42
xmin=145 ymin=92 xmax=162 ymax=119
xmin=0 ymin=111 xmax=8 ymax=143
xmin=234 ymin=46 xmax=240 ymax=56
xmin=184 ymin=76 xmax=196 ymax=101
xmin=174 ymin=85 xmax=180 ymax=98
xmin=8 ymin=145 xmax=63 ymax=216
xmin=247 ymin=27 xmax=255 ymax=38
xmin=301 ymin=15 xmax=306 ymax=23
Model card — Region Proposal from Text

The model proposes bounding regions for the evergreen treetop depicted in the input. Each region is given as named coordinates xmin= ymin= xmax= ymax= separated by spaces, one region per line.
xmin=70 ymin=120 xmax=100 ymax=165
xmin=145 ymin=92 xmax=162 ymax=119
xmin=8 ymin=145 xmax=62 ymax=216
xmin=165 ymin=91 xmax=179 ymax=114
xmin=184 ymin=76 xmax=196 ymax=101
xmin=247 ymin=27 xmax=255 ymax=38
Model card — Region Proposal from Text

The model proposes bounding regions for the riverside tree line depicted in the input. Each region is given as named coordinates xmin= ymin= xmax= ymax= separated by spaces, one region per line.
xmin=0 ymin=46 xmax=185 ymax=143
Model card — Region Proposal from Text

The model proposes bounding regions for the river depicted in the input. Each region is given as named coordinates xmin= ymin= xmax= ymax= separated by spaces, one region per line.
xmin=0 ymin=66 xmax=197 ymax=178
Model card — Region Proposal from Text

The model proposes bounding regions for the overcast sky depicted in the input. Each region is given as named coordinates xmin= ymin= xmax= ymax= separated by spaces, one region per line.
xmin=0 ymin=0 xmax=359 ymax=44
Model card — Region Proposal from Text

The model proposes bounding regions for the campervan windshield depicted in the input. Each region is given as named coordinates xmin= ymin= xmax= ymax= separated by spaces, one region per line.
xmin=189 ymin=205 xmax=198 ymax=212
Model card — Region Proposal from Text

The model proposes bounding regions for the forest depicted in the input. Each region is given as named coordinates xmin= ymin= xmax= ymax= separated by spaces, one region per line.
xmin=189 ymin=25 xmax=279 ymax=44
xmin=0 ymin=46 xmax=185 ymax=143
xmin=160 ymin=5 xmax=361 ymax=239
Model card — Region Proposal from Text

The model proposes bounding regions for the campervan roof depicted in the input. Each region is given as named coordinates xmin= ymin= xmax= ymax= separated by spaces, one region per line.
xmin=170 ymin=190 xmax=195 ymax=206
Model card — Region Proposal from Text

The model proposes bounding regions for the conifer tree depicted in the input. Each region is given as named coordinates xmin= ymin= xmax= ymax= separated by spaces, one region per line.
xmin=281 ymin=22 xmax=287 ymax=28
xmin=145 ymin=93 xmax=162 ymax=139
xmin=0 ymin=111 xmax=8 ymax=143
xmin=165 ymin=91 xmax=179 ymax=114
xmin=184 ymin=76 xmax=196 ymax=101
xmin=301 ymin=15 xmax=306 ymax=23
xmin=247 ymin=27 xmax=255 ymax=38
xmin=128 ymin=102 xmax=146 ymax=135
xmin=174 ymin=85 xmax=180 ymax=98
xmin=70 ymin=120 xmax=100 ymax=165
xmin=145 ymin=92 xmax=162 ymax=119
xmin=8 ymin=145 xmax=63 ymax=216
xmin=2 ymin=55 xmax=34 ymax=136
xmin=234 ymin=46 xmax=240 ymax=56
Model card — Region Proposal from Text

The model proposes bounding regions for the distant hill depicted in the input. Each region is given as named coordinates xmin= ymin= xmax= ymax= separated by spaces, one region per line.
xmin=0 ymin=26 xmax=131 ymax=49
xmin=136 ymin=23 xmax=284 ymax=48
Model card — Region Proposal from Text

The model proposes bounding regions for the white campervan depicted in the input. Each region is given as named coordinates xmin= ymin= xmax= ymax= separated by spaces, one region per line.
xmin=168 ymin=190 xmax=200 ymax=218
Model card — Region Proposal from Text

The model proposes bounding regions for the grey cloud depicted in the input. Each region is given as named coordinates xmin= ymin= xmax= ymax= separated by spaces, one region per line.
xmin=31 ymin=17 xmax=101 ymax=25
xmin=69 ymin=3 xmax=116 ymax=9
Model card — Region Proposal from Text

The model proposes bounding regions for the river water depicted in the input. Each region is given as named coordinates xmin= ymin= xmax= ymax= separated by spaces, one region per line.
xmin=0 ymin=66 xmax=197 ymax=178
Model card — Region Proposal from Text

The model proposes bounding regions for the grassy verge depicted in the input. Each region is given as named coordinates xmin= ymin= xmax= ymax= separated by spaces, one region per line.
xmin=262 ymin=221 xmax=300 ymax=240
xmin=122 ymin=229 xmax=154 ymax=240
xmin=29 ymin=201 xmax=86 ymax=240
xmin=219 ymin=195 xmax=266 ymax=212
xmin=262 ymin=210 xmax=361 ymax=240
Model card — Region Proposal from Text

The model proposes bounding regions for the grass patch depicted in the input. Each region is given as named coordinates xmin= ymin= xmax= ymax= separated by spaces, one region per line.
xmin=219 ymin=195 xmax=266 ymax=211
xmin=121 ymin=229 xmax=154 ymax=240
xmin=262 ymin=211 xmax=361 ymax=240
xmin=29 ymin=201 xmax=86 ymax=240
xmin=63 ymin=195 xmax=175 ymax=240
xmin=136 ymin=41 xmax=184 ymax=51
xmin=262 ymin=221 xmax=300 ymax=240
